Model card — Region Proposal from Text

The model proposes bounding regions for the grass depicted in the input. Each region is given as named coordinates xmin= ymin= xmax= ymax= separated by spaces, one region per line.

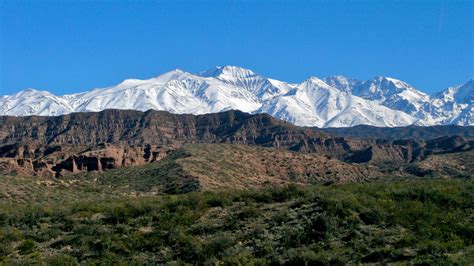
xmin=0 ymin=173 xmax=472 ymax=264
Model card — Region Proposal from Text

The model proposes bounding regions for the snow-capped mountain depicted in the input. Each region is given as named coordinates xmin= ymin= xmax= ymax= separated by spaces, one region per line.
xmin=66 ymin=69 xmax=261 ymax=115
xmin=259 ymin=77 xmax=416 ymax=127
xmin=0 ymin=66 xmax=472 ymax=127
xmin=431 ymin=80 xmax=474 ymax=125
xmin=201 ymin=66 xmax=295 ymax=101
xmin=0 ymin=89 xmax=74 ymax=116
xmin=324 ymin=76 xmax=434 ymax=122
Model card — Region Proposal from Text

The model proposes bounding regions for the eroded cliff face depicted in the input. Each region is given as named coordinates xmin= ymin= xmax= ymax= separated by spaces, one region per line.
xmin=1 ymin=110 xmax=472 ymax=177
xmin=0 ymin=144 xmax=172 ymax=177
xmin=0 ymin=110 xmax=335 ymax=147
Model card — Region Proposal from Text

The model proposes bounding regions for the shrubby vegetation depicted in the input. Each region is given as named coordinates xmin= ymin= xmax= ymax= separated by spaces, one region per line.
xmin=0 ymin=176 xmax=473 ymax=264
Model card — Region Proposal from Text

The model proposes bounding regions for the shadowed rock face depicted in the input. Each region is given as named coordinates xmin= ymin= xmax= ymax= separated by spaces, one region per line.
xmin=0 ymin=110 xmax=364 ymax=162
xmin=0 ymin=109 xmax=472 ymax=177
xmin=320 ymin=124 xmax=474 ymax=141
xmin=0 ymin=109 xmax=333 ymax=148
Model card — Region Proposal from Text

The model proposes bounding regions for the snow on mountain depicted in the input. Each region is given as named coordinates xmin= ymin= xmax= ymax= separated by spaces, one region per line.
xmin=331 ymin=76 xmax=433 ymax=118
xmin=322 ymin=76 xmax=472 ymax=125
xmin=0 ymin=89 xmax=74 ymax=116
xmin=360 ymin=77 xmax=430 ymax=112
xmin=323 ymin=76 xmax=358 ymax=93
xmin=0 ymin=66 xmax=472 ymax=127
xmin=200 ymin=65 xmax=258 ymax=79
xmin=430 ymin=80 xmax=474 ymax=125
xmin=64 ymin=68 xmax=262 ymax=115
xmin=451 ymin=104 xmax=473 ymax=126
xmin=452 ymin=79 xmax=474 ymax=104
xmin=201 ymin=66 xmax=295 ymax=101
xmin=434 ymin=80 xmax=474 ymax=105
xmin=259 ymin=77 xmax=416 ymax=127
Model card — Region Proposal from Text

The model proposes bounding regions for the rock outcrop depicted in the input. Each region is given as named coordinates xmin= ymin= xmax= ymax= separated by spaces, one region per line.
xmin=0 ymin=144 xmax=172 ymax=177
xmin=1 ymin=109 xmax=472 ymax=177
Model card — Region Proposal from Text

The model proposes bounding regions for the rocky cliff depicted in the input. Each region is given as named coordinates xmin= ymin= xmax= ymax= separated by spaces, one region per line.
xmin=1 ymin=109 xmax=472 ymax=177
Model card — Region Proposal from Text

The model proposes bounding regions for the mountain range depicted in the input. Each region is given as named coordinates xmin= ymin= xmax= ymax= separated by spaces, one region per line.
xmin=1 ymin=66 xmax=472 ymax=128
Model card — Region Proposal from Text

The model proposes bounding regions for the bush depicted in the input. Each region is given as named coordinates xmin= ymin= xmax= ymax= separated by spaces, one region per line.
xmin=45 ymin=254 xmax=79 ymax=265
xmin=17 ymin=239 xmax=37 ymax=255
xmin=0 ymin=178 xmax=472 ymax=264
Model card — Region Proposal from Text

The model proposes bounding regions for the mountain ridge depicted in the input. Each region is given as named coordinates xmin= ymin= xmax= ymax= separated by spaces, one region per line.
xmin=1 ymin=109 xmax=473 ymax=178
xmin=1 ymin=66 xmax=472 ymax=127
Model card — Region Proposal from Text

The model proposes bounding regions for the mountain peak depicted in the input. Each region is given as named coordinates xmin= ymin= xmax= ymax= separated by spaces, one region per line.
xmin=462 ymin=79 xmax=474 ymax=87
xmin=304 ymin=76 xmax=334 ymax=89
xmin=21 ymin=88 xmax=41 ymax=93
xmin=14 ymin=88 xmax=54 ymax=97
xmin=306 ymin=76 xmax=324 ymax=82
xmin=152 ymin=68 xmax=193 ymax=83
xmin=200 ymin=66 xmax=258 ymax=79
xmin=454 ymin=79 xmax=474 ymax=104
xmin=160 ymin=68 xmax=187 ymax=76
xmin=113 ymin=69 xmax=190 ymax=88
xmin=326 ymin=75 xmax=351 ymax=81
xmin=370 ymin=76 xmax=413 ymax=88
xmin=323 ymin=75 xmax=357 ymax=92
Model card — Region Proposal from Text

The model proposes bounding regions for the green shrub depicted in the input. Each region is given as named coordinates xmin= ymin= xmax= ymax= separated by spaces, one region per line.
xmin=45 ymin=254 xmax=79 ymax=265
xmin=17 ymin=239 xmax=37 ymax=255
xmin=0 ymin=176 xmax=472 ymax=264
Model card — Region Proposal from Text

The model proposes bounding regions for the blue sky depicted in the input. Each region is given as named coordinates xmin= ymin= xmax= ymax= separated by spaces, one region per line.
xmin=0 ymin=0 xmax=472 ymax=95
